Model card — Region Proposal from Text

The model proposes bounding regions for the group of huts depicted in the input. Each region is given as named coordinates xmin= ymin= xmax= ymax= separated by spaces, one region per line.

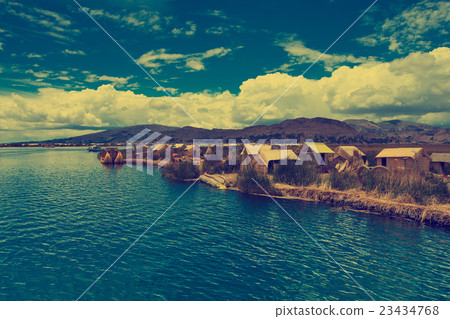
xmin=101 ymin=141 xmax=450 ymax=176
xmin=201 ymin=143 xmax=448 ymax=175
xmin=238 ymin=143 xmax=449 ymax=175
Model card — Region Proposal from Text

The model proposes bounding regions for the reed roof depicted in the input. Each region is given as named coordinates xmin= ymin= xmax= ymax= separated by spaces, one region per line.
xmin=335 ymin=146 xmax=366 ymax=157
xmin=241 ymin=144 xmax=296 ymax=165
xmin=376 ymin=148 xmax=424 ymax=159
xmin=152 ymin=144 xmax=168 ymax=151
xmin=259 ymin=149 xmax=297 ymax=164
xmin=430 ymin=153 xmax=450 ymax=163
xmin=304 ymin=142 xmax=334 ymax=154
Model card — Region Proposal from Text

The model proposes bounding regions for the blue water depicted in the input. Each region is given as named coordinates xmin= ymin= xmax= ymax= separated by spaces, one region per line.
xmin=0 ymin=148 xmax=449 ymax=301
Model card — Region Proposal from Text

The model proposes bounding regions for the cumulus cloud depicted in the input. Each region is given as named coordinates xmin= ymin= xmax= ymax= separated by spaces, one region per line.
xmin=137 ymin=47 xmax=232 ymax=72
xmin=358 ymin=1 xmax=450 ymax=53
xmin=322 ymin=48 xmax=449 ymax=116
xmin=1 ymin=47 xmax=448 ymax=142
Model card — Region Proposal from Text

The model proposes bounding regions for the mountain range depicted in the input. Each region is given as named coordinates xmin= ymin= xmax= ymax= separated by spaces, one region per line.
xmin=44 ymin=117 xmax=449 ymax=145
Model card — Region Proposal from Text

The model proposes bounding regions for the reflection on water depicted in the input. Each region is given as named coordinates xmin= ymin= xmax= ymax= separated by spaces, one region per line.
xmin=101 ymin=164 xmax=125 ymax=172
xmin=0 ymin=148 xmax=449 ymax=301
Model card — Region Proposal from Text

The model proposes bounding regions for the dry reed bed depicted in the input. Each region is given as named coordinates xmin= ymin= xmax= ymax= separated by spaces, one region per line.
xmin=276 ymin=184 xmax=450 ymax=228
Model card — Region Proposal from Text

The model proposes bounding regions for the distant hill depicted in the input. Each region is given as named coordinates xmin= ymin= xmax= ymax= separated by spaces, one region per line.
xmin=345 ymin=119 xmax=450 ymax=144
xmin=48 ymin=124 xmax=178 ymax=144
xmin=43 ymin=117 xmax=449 ymax=145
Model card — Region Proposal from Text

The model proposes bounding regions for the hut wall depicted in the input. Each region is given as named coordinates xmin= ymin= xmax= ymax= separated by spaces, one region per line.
xmin=387 ymin=157 xmax=412 ymax=170
xmin=431 ymin=162 xmax=444 ymax=174
xmin=377 ymin=156 xmax=429 ymax=171
xmin=377 ymin=158 xmax=383 ymax=166
xmin=416 ymin=156 xmax=430 ymax=172
xmin=240 ymin=158 xmax=268 ymax=175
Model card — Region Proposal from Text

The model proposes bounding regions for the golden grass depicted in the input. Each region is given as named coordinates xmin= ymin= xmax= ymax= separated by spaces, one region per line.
xmin=275 ymin=183 xmax=450 ymax=228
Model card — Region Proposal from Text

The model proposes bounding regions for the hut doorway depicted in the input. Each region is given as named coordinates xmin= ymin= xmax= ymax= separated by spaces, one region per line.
xmin=268 ymin=161 xmax=274 ymax=174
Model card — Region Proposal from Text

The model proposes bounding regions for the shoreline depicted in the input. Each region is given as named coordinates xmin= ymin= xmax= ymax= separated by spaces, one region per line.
xmin=255 ymin=184 xmax=450 ymax=229
xmin=103 ymin=156 xmax=450 ymax=229
xmin=192 ymin=175 xmax=450 ymax=229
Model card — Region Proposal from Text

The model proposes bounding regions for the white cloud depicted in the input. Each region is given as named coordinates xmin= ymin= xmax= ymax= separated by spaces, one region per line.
xmin=171 ymin=21 xmax=196 ymax=36
xmin=55 ymin=76 xmax=73 ymax=81
xmin=137 ymin=47 xmax=232 ymax=72
xmin=205 ymin=24 xmax=243 ymax=35
xmin=0 ymin=42 xmax=3 ymax=50
xmin=86 ymin=8 xmax=168 ymax=33
xmin=0 ymin=47 xmax=448 ymax=142
xmin=34 ymin=8 xmax=71 ymax=27
xmin=155 ymin=86 xmax=178 ymax=95
xmin=205 ymin=26 xmax=225 ymax=35
xmin=5 ymin=3 xmax=76 ymax=41
xmin=27 ymin=53 xmax=42 ymax=58
xmin=63 ymin=49 xmax=86 ymax=55
xmin=205 ymin=9 xmax=228 ymax=19
xmin=25 ymin=69 xmax=50 ymax=78
xmin=84 ymin=73 xmax=133 ymax=87
xmin=358 ymin=1 xmax=450 ymax=53
xmin=275 ymin=36 xmax=372 ymax=72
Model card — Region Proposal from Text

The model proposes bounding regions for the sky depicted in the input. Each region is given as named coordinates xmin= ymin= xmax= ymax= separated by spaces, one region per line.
xmin=0 ymin=0 xmax=449 ymax=142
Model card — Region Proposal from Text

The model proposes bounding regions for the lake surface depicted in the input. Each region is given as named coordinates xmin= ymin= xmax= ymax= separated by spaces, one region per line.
xmin=0 ymin=148 xmax=448 ymax=301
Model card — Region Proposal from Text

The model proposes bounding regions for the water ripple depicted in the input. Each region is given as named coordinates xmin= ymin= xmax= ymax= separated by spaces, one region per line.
xmin=0 ymin=148 xmax=448 ymax=301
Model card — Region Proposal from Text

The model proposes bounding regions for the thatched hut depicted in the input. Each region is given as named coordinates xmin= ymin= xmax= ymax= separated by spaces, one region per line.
xmin=271 ymin=143 xmax=299 ymax=151
xmin=375 ymin=148 xmax=430 ymax=172
xmin=430 ymin=153 xmax=450 ymax=175
xmin=100 ymin=148 xmax=124 ymax=165
xmin=332 ymin=146 xmax=367 ymax=164
xmin=152 ymin=144 xmax=169 ymax=160
xmin=205 ymin=145 xmax=216 ymax=156
xmin=295 ymin=142 xmax=334 ymax=165
xmin=184 ymin=145 xmax=194 ymax=158
xmin=171 ymin=143 xmax=186 ymax=154
xmin=241 ymin=144 xmax=297 ymax=174
xmin=100 ymin=152 xmax=113 ymax=165
xmin=114 ymin=150 xmax=124 ymax=164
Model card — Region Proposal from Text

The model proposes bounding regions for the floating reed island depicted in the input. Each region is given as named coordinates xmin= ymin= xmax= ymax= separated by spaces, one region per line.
xmin=97 ymin=142 xmax=450 ymax=228
xmin=276 ymin=184 xmax=450 ymax=228
xmin=97 ymin=148 xmax=125 ymax=165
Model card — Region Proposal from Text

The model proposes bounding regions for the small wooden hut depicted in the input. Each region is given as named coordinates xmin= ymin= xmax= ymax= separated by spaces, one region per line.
xmin=375 ymin=148 xmax=430 ymax=172
xmin=100 ymin=148 xmax=124 ymax=165
xmin=152 ymin=144 xmax=169 ymax=160
xmin=332 ymin=146 xmax=367 ymax=165
xmin=430 ymin=153 xmax=450 ymax=175
xmin=171 ymin=143 xmax=186 ymax=154
xmin=295 ymin=142 xmax=334 ymax=165
xmin=184 ymin=145 xmax=194 ymax=158
xmin=240 ymin=144 xmax=297 ymax=174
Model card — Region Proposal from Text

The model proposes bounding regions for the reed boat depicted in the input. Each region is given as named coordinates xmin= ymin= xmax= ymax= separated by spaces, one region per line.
xmin=88 ymin=145 xmax=102 ymax=152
